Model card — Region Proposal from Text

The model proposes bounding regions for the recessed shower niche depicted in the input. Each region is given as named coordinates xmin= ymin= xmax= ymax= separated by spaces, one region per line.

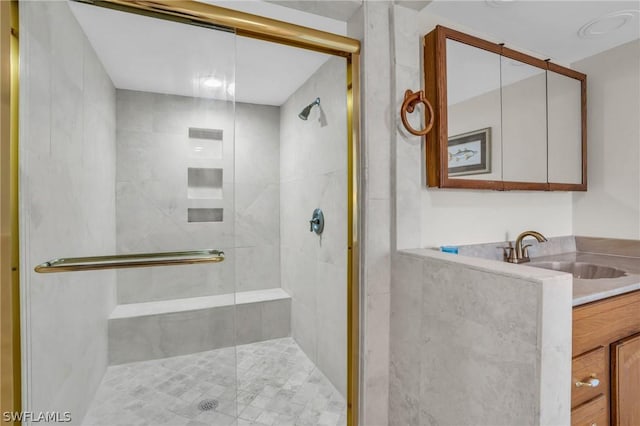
xmin=187 ymin=167 xmax=223 ymax=199
xmin=187 ymin=207 xmax=223 ymax=223
xmin=188 ymin=127 xmax=223 ymax=159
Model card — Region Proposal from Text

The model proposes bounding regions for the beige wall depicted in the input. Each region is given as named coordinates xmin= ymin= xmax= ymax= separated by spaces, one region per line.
xmin=572 ymin=40 xmax=640 ymax=239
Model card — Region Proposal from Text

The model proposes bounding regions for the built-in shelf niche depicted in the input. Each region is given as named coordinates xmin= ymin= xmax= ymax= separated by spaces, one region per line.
xmin=188 ymin=208 xmax=223 ymax=223
xmin=187 ymin=167 xmax=223 ymax=200
xmin=188 ymin=127 xmax=223 ymax=159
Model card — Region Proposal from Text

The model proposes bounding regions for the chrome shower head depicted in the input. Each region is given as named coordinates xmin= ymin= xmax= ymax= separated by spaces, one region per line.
xmin=298 ymin=97 xmax=320 ymax=120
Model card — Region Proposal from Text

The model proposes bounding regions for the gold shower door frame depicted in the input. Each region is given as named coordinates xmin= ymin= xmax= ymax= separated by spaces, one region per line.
xmin=1 ymin=0 xmax=21 ymax=424
xmin=0 ymin=1 xmax=362 ymax=425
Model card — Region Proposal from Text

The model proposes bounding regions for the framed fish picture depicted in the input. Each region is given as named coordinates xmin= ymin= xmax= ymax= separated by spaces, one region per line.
xmin=447 ymin=127 xmax=491 ymax=176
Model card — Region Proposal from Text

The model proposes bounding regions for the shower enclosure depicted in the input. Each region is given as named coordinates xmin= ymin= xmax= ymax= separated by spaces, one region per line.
xmin=17 ymin=1 xmax=357 ymax=425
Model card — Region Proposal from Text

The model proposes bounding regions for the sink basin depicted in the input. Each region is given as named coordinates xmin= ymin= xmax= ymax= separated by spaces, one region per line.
xmin=529 ymin=261 xmax=627 ymax=279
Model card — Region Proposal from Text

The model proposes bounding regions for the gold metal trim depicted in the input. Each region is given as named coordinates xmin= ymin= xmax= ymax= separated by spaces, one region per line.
xmin=83 ymin=0 xmax=359 ymax=57
xmin=346 ymin=54 xmax=361 ymax=426
xmin=34 ymin=249 xmax=225 ymax=273
xmin=1 ymin=0 xmax=21 ymax=423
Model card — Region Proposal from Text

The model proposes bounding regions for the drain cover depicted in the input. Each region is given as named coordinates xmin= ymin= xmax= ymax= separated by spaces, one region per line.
xmin=198 ymin=399 xmax=219 ymax=411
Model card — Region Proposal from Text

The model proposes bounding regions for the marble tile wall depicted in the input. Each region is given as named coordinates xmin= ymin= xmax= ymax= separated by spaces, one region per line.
xmin=390 ymin=250 xmax=572 ymax=426
xmin=347 ymin=2 xmax=394 ymax=423
xmin=279 ymin=56 xmax=348 ymax=397
xmin=115 ymin=91 xmax=280 ymax=303
xmin=108 ymin=296 xmax=290 ymax=365
xmin=19 ymin=2 xmax=117 ymax=423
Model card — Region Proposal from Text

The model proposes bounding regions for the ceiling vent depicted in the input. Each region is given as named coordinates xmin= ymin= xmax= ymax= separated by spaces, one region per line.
xmin=578 ymin=9 xmax=639 ymax=38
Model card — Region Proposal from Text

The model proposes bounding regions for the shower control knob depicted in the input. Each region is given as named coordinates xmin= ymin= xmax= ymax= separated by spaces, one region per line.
xmin=309 ymin=208 xmax=324 ymax=235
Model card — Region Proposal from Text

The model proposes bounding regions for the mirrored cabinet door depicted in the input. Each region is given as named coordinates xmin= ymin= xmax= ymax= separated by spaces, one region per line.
xmin=501 ymin=53 xmax=547 ymax=184
xmin=547 ymin=70 xmax=584 ymax=185
xmin=446 ymin=39 xmax=501 ymax=181
xmin=423 ymin=25 xmax=586 ymax=191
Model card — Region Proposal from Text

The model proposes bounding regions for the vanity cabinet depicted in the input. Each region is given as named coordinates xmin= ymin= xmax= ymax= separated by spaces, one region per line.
xmin=572 ymin=290 xmax=640 ymax=425
xmin=423 ymin=25 xmax=586 ymax=191
xmin=611 ymin=334 xmax=640 ymax=425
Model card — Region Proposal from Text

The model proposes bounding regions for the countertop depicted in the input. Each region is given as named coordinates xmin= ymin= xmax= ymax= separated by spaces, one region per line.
xmin=531 ymin=251 xmax=640 ymax=306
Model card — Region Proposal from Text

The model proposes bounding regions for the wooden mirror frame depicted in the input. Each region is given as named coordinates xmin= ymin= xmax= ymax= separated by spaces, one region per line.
xmin=423 ymin=25 xmax=587 ymax=191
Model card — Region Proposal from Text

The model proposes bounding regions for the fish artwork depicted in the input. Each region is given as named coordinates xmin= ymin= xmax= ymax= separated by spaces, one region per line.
xmin=448 ymin=148 xmax=478 ymax=162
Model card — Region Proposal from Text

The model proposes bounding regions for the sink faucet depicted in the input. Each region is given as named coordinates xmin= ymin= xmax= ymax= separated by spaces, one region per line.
xmin=504 ymin=230 xmax=548 ymax=264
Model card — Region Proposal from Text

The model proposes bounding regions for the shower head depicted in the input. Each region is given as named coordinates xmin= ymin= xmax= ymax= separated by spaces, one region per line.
xmin=298 ymin=97 xmax=320 ymax=120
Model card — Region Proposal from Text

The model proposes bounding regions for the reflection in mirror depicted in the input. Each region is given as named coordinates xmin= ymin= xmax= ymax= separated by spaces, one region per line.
xmin=446 ymin=39 xmax=501 ymax=180
xmin=501 ymin=57 xmax=547 ymax=183
xmin=548 ymin=71 xmax=582 ymax=184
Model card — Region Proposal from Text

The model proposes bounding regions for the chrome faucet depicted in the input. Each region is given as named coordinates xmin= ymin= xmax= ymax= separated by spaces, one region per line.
xmin=504 ymin=230 xmax=548 ymax=264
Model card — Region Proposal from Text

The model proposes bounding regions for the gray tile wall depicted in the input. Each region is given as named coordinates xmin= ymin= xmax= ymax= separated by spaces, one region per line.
xmin=19 ymin=2 xmax=117 ymax=423
xmin=115 ymin=91 xmax=281 ymax=303
xmin=108 ymin=297 xmax=290 ymax=365
xmin=390 ymin=250 xmax=572 ymax=426
xmin=280 ymin=56 xmax=348 ymax=397
xmin=349 ymin=2 xmax=394 ymax=423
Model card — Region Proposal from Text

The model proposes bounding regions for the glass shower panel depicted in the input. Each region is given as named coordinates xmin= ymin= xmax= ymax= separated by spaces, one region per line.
xmin=232 ymin=37 xmax=349 ymax=424
xmin=20 ymin=1 xmax=239 ymax=424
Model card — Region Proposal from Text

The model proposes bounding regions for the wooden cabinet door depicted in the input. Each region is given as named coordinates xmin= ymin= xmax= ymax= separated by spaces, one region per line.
xmin=612 ymin=332 xmax=640 ymax=426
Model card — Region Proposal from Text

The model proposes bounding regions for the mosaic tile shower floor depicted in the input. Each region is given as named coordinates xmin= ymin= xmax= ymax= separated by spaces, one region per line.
xmin=83 ymin=338 xmax=346 ymax=426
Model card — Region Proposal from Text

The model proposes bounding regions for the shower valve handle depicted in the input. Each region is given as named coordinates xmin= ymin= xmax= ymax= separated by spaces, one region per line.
xmin=309 ymin=208 xmax=324 ymax=235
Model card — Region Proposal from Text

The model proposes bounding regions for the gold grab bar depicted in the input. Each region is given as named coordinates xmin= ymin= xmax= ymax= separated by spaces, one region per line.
xmin=34 ymin=249 xmax=225 ymax=273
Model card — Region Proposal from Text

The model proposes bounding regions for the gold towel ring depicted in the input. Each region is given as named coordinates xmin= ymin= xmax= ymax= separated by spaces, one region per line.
xmin=400 ymin=89 xmax=434 ymax=136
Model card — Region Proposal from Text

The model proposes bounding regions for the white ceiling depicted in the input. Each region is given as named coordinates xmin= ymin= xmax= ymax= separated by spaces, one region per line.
xmin=264 ymin=0 xmax=362 ymax=21
xmin=425 ymin=0 xmax=640 ymax=65
xmin=425 ymin=0 xmax=640 ymax=104
xmin=69 ymin=0 xmax=347 ymax=106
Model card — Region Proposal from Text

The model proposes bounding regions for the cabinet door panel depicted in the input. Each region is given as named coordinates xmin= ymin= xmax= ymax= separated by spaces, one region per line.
xmin=572 ymin=394 xmax=607 ymax=426
xmin=612 ymin=332 xmax=640 ymax=426
xmin=424 ymin=26 xmax=586 ymax=190
xmin=548 ymin=71 xmax=583 ymax=184
xmin=501 ymin=56 xmax=547 ymax=183
xmin=446 ymin=38 xmax=502 ymax=181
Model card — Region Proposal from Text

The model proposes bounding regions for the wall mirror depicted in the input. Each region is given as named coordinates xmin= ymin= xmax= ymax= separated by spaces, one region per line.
xmin=424 ymin=25 xmax=587 ymax=191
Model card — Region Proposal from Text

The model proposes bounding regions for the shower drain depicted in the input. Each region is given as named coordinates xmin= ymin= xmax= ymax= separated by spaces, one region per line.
xmin=197 ymin=399 xmax=219 ymax=412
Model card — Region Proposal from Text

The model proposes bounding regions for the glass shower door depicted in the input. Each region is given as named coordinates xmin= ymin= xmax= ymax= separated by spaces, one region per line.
xmin=20 ymin=1 xmax=240 ymax=424
xmin=230 ymin=37 xmax=349 ymax=425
